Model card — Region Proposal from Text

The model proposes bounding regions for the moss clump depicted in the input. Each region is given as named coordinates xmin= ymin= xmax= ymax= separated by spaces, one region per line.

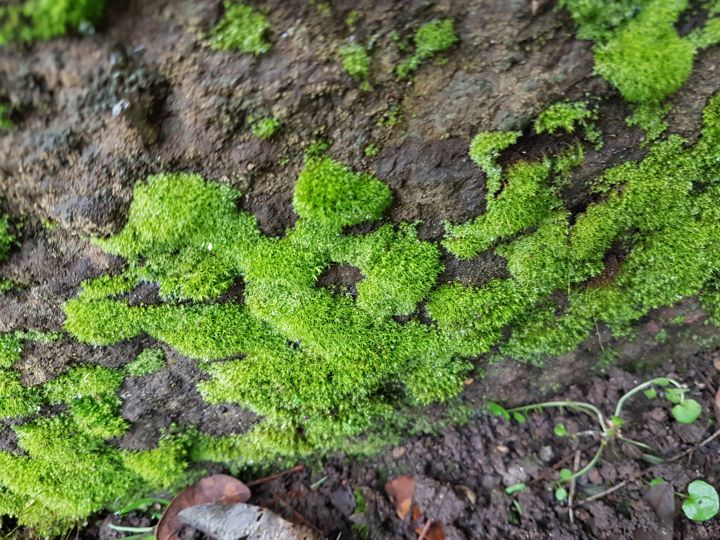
xmin=0 ymin=104 xmax=11 ymax=129
xmin=211 ymin=2 xmax=271 ymax=55
xmin=626 ymin=101 xmax=670 ymax=142
xmin=468 ymin=131 xmax=521 ymax=198
xmin=397 ymin=19 xmax=458 ymax=80
xmin=534 ymin=101 xmax=596 ymax=136
xmin=0 ymin=0 xmax=105 ymax=44
xmin=0 ymin=214 xmax=13 ymax=261
xmin=0 ymin=330 xmax=60 ymax=368
xmin=594 ymin=0 xmax=694 ymax=104
xmin=126 ymin=347 xmax=165 ymax=377
xmin=249 ymin=116 xmax=280 ymax=139
xmin=339 ymin=42 xmax=371 ymax=84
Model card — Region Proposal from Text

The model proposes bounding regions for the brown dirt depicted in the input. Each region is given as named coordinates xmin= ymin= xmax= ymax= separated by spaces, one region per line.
xmin=1 ymin=0 xmax=720 ymax=538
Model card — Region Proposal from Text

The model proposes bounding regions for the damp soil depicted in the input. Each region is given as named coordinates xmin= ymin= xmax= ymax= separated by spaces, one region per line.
xmin=2 ymin=0 xmax=720 ymax=538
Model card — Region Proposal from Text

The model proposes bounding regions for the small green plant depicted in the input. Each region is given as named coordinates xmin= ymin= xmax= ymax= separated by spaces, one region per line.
xmin=339 ymin=42 xmax=371 ymax=85
xmin=682 ymin=480 xmax=719 ymax=522
xmin=488 ymin=377 xmax=704 ymax=498
xmin=0 ymin=104 xmax=12 ymax=129
xmin=211 ymin=2 xmax=271 ymax=55
xmin=396 ymin=19 xmax=458 ymax=80
xmin=363 ymin=143 xmax=379 ymax=157
xmin=249 ymin=116 xmax=280 ymax=139
xmin=0 ymin=0 xmax=106 ymax=44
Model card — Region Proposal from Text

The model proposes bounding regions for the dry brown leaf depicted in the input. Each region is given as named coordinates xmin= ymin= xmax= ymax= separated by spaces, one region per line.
xmin=415 ymin=521 xmax=445 ymax=540
xmin=385 ymin=475 xmax=416 ymax=520
xmin=156 ymin=474 xmax=251 ymax=540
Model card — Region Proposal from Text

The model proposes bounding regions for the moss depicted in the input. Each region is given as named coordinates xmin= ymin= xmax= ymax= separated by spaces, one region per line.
xmin=557 ymin=0 xmax=653 ymax=41
xmin=0 ymin=214 xmax=13 ymax=261
xmin=534 ymin=101 xmax=596 ymax=136
xmin=293 ymin=156 xmax=391 ymax=228
xmin=126 ymin=347 xmax=165 ymax=377
xmin=0 ymin=330 xmax=60 ymax=368
xmin=397 ymin=19 xmax=458 ymax=80
xmin=249 ymin=116 xmax=280 ymax=139
xmin=339 ymin=42 xmax=371 ymax=83
xmin=211 ymin=2 xmax=270 ymax=55
xmin=467 ymin=131 xmax=521 ymax=198
xmin=363 ymin=143 xmax=379 ymax=157
xmin=121 ymin=434 xmax=191 ymax=490
xmin=0 ymin=0 xmax=105 ymax=44
xmin=627 ymin=101 xmax=670 ymax=142
xmin=0 ymin=104 xmax=11 ymax=129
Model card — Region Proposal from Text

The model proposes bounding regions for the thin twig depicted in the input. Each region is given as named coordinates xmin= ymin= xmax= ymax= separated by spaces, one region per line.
xmin=247 ymin=464 xmax=305 ymax=487
xmin=568 ymin=450 xmax=581 ymax=525
xmin=272 ymin=493 xmax=323 ymax=535
xmin=417 ymin=520 xmax=433 ymax=540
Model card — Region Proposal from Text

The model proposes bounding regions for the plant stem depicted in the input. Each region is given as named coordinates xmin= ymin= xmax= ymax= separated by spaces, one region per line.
xmin=563 ymin=442 xmax=606 ymax=484
xmin=507 ymin=400 xmax=607 ymax=432
xmin=613 ymin=377 xmax=683 ymax=419
xmin=107 ymin=525 xmax=155 ymax=533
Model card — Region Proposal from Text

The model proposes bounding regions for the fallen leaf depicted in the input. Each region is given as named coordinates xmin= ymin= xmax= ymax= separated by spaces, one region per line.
xmin=157 ymin=474 xmax=251 ymax=540
xmin=415 ymin=521 xmax=445 ymax=540
xmin=385 ymin=475 xmax=416 ymax=520
xmin=455 ymin=484 xmax=476 ymax=505
xmin=178 ymin=502 xmax=319 ymax=540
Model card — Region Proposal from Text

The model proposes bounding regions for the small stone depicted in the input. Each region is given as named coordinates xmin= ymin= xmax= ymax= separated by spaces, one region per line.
xmin=587 ymin=469 xmax=602 ymax=484
xmin=496 ymin=444 xmax=510 ymax=454
xmin=391 ymin=446 xmax=406 ymax=459
xmin=538 ymin=445 xmax=553 ymax=463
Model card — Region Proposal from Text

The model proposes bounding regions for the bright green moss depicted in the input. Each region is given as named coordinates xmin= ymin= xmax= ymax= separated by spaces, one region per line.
xmin=594 ymin=0 xmax=694 ymax=104
xmin=293 ymin=156 xmax=391 ymax=228
xmin=534 ymin=101 xmax=596 ymax=136
xmin=121 ymin=434 xmax=191 ymax=490
xmin=0 ymin=0 xmax=105 ymax=44
xmin=0 ymin=330 xmax=60 ymax=368
xmin=250 ymin=116 xmax=280 ymax=139
xmin=557 ymin=0 xmax=653 ymax=41
xmin=211 ymin=2 xmax=271 ymax=55
xmin=468 ymin=131 xmax=521 ymax=198
xmin=627 ymin=101 xmax=670 ymax=142
xmin=126 ymin=347 xmax=165 ymax=376
xmin=339 ymin=42 xmax=371 ymax=83
xmin=397 ymin=19 xmax=458 ymax=80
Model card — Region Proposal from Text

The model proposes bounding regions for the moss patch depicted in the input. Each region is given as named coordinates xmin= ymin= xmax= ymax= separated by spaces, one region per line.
xmin=126 ymin=347 xmax=165 ymax=377
xmin=0 ymin=0 xmax=105 ymax=44
xmin=249 ymin=115 xmax=280 ymax=139
xmin=339 ymin=42 xmax=371 ymax=84
xmin=211 ymin=2 xmax=271 ymax=55
xmin=397 ymin=19 xmax=458 ymax=80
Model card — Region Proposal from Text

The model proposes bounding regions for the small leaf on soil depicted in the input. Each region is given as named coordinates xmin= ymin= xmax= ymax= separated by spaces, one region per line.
xmin=665 ymin=388 xmax=685 ymax=404
xmin=649 ymin=478 xmax=666 ymax=486
xmin=487 ymin=401 xmax=510 ymax=420
xmin=513 ymin=412 xmax=527 ymax=423
xmin=682 ymin=480 xmax=720 ymax=522
xmin=385 ymin=475 xmax=416 ymax=520
xmin=671 ymin=399 xmax=701 ymax=424
xmin=553 ymin=423 xmax=567 ymax=437
xmin=178 ymin=502 xmax=319 ymax=539
xmin=559 ymin=468 xmax=573 ymax=482
xmin=156 ymin=474 xmax=251 ymax=540
xmin=504 ymin=483 xmax=526 ymax=495
xmin=555 ymin=487 xmax=568 ymax=501
xmin=644 ymin=388 xmax=657 ymax=399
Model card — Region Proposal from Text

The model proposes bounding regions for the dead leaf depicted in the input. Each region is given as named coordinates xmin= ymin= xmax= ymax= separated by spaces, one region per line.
xmin=157 ymin=474 xmax=251 ymax=540
xmin=385 ymin=475 xmax=416 ymax=520
xmin=415 ymin=521 xmax=445 ymax=540
xmin=178 ymin=502 xmax=319 ymax=540
xmin=455 ymin=485 xmax=476 ymax=505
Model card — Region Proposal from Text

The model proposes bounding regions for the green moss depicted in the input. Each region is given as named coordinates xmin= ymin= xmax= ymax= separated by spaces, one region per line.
xmin=534 ymin=101 xmax=596 ymax=136
xmin=0 ymin=104 xmax=11 ymax=129
xmin=0 ymin=0 xmax=106 ymax=44
xmin=627 ymin=101 xmax=670 ymax=142
xmin=363 ymin=143 xmax=379 ymax=157
xmin=339 ymin=42 xmax=371 ymax=83
xmin=211 ymin=2 xmax=270 ymax=55
xmin=0 ymin=214 xmax=13 ymax=261
xmin=293 ymin=156 xmax=391 ymax=228
xmin=0 ymin=330 xmax=60 ymax=368
xmin=557 ymin=0 xmax=653 ymax=41
xmin=249 ymin=116 xmax=280 ymax=139
xmin=121 ymin=434 xmax=191 ymax=490
xmin=397 ymin=19 xmax=458 ymax=80
xmin=467 ymin=131 xmax=521 ymax=198
xmin=126 ymin=347 xmax=165 ymax=377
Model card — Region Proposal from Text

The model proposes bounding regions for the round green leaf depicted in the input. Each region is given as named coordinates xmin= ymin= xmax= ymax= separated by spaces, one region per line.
xmin=672 ymin=399 xmax=702 ymax=424
xmin=644 ymin=388 xmax=657 ymax=399
xmin=665 ymin=387 xmax=685 ymax=404
xmin=553 ymin=423 xmax=567 ymax=437
xmin=559 ymin=468 xmax=573 ymax=482
xmin=682 ymin=480 xmax=719 ymax=522
xmin=555 ymin=487 xmax=568 ymax=501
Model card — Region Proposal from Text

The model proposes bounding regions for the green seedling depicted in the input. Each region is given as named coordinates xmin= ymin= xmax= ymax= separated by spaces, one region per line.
xmin=488 ymin=377 xmax=704 ymax=500
xmin=681 ymin=480 xmax=719 ymax=522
